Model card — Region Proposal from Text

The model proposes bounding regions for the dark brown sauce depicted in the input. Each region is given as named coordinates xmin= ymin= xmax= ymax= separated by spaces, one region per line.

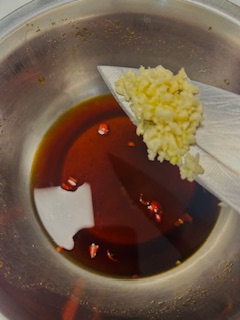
xmin=31 ymin=94 xmax=220 ymax=278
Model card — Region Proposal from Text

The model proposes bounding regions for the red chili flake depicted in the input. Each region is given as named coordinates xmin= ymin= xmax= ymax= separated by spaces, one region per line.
xmin=148 ymin=200 xmax=162 ymax=215
xmin=132 ymin=274 xmax=139 ymax=279
xmin=174 ymin=213 xmax=193 ymax=227
xmin=56 ymin=246 xmax=63 ymax=252
xmin=139 ymin=193 xmax=163 ymax=223
xmin=89 ymin=243 xmax=99 ymax=258
xmin=61 ymin=182 xmax=72 ymax=191
xmin=98 ymin=123 xmax=109 ymax=135
xmin=155 ymin=213 xmax=162 ymax=223
xmin=128 ymin=141 xmax=136 ymax=147
xmin=61 ymin=176 xmax=78 ymax=191
xmin=67 ymin=176 xmax=77 ymax=187
xmin=107 ymin=250 xmax=117 ymax=262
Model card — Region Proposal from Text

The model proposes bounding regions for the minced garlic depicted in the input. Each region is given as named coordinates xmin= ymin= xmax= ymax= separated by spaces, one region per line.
xmin=115 ymin=65 xmax=204 ymax=181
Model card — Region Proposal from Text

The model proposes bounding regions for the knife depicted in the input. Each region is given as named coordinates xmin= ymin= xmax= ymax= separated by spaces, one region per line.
xmin=98 ymin=65 xmax=240 ymax=214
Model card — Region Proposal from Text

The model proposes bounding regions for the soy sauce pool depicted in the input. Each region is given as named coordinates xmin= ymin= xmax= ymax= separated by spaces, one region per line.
xmin=31 ymin=94 xmax=220 ymax=279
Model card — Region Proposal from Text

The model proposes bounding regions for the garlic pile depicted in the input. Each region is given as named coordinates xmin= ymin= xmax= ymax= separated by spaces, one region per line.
xmin=115 ymin=65 xmax=204 ymax=181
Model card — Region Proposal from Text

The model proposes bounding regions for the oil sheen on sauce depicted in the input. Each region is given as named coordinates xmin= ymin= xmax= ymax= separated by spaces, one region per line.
xmin=31 ymin=94 xmax=220 ymax=279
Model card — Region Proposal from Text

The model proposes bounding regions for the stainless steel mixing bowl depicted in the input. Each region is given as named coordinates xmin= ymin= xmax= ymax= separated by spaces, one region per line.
xmin=1 ymin=0 xmax=240 ymax=319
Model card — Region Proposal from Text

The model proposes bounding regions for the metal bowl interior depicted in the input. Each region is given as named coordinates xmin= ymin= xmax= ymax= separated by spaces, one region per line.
xmin=0 ymin=0 xmax=240 ymax=319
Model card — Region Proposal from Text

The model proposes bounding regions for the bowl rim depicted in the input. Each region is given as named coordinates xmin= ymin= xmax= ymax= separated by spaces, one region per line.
xmin=0 ymin=0 xmax=240 ymax=42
